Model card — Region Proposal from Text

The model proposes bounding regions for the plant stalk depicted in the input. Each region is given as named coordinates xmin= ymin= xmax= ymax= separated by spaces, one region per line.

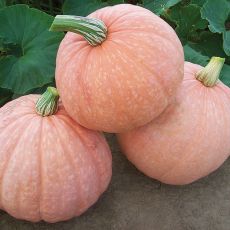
xmin=196 ymin=57 xmax=225 ymax=87
xmin=36 ymin=87 xmax=59 ymax=116
xmin=49 ymin=15 xmax=107 ymax=46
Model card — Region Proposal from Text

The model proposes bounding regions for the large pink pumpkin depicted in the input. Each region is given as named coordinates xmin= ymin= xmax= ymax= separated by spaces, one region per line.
xmin=117 ymin=57 xmax=230 ymax=185
xmin=0 ymin=88 xmax=112 ymax=222
xmin=51 ymin=4 xmax=184 ymax=133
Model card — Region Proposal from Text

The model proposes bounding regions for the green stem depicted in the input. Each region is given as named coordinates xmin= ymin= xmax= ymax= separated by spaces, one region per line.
xmin=36 ymin=87 xmax=59 ymax=116
xmin=49 ymin=15 xmax=107 ymax=46
xmin=196 ymin=57 xmax=225 ymax=87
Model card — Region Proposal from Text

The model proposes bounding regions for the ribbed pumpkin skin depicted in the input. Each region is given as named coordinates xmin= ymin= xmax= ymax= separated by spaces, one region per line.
xmin=0 ymin=95 xmax=112 ymax=223
xmin=117 ymin=62 xmax=230 ymax=185
xmin=56 ymin=4 xmax=184 ymax=133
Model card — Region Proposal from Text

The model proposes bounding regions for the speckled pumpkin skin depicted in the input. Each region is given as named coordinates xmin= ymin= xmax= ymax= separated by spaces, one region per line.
xmin=55 ymin=4 xmax=184 ymax=133
xmin=117 ymin=62 xmax=230 ymax=185
xmin=0 ymin=95 xmax=112 ymax=223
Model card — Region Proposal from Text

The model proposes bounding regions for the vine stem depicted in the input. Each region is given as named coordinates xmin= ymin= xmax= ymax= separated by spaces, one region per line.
xmin=36 ymin=87 xmax=59 ymax=116
xmin=196 ymin=57 xmax=225 ymax=87
xmin=49 ymin=15 xmax=107 ymax=46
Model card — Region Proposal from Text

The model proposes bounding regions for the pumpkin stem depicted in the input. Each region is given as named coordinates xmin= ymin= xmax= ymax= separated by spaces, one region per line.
xmin=49 ymin=15 xmax=107 ymax=46
xmin=196 ymin=57 xmax=225 ymax=87
xmin=36 ymin=87 xmax=59 ymax=116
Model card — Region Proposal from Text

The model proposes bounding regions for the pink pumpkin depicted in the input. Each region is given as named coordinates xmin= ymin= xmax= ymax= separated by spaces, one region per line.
xmin=50 ymin=4 xmax=184 ymax=133
xmin=117 ymin=57 xmax=230 ymax=185
xmin=0 ymin=87 xmax=112 ymax=222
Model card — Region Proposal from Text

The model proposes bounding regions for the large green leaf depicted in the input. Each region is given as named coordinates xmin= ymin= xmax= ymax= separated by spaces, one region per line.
xmin=184 ymin=44 xmax=230 ymax=87
xmin=0 ymin=0 xmax=5 ymax=8
xmin=11 ymin=81 xmax=56 ymax=100
xmin=184 ymin=44 xmax=209 ymax=66
xmin=201 ymin=0 xmax=229 ymax=33
xmin=188 ymin=32 xmax=228 ymax=60
xmin=201 ymin=0 xmax=230 ymax=55
xmin=220 ymin=64 xmax=230 ymax=87
xmin=143 ymin=0 xmax=181 ymax=15
xmin=190 ymin=0 xmax=206 ymax=7
xmin=164 ymin=4 xmax=207 ymax=43
xmin=223 ymin=31 xmax=230 ymax=57
xmin=63 ymin=0 xmax=124 ymax=16
xmin=0 ymin=4 xmax=63 ymax=94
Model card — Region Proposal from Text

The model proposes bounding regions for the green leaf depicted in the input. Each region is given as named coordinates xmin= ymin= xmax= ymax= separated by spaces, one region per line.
xmin=0 ymin=5 xmax=63 ymax=94
xmin=184 ymin=44 xmax=230 ymax=87
xmin=63 ymin=0 xmax=124 ymax=16
xmin=220 ymin=64 xmax=230 ymax=87
xmin=11 ymin=81 xmax=56 ymax=100
xmin=188 ymin=32 xmax=228 ymax=59
xmin=0 ymin=0 xmax=5 ymax=8
xmin=184 ymin=44 xmax=209 ymax=66
xmin=143 ymin=0 xmax=181 ymax=15
xmin=0 ymin=88 xmax=12 ymax=107
xmin=27 ymin=81 xmax=56 ymax=95
xmin=223 ymin=31 xmax=230 ymax=56
xmin=201 ymin=0 xmax=230 ymax=55
xmin=201 ymin=0 xmax=230 ymax=33
xmin=190 ymin=0 xmax=206 ymax=7
xmin=164 ymin=4 xmax=208 ymax=43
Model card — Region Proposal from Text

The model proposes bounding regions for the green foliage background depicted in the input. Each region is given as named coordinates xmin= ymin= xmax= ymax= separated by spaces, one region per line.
xmin=0 ymin=0 xmax=229 ymax=106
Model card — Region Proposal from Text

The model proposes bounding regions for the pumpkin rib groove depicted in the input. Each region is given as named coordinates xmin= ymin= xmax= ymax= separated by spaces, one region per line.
xmin=61 ymin=45 xmax=93 ymax=114
xmin=54 ymin=115 xmax=106 ymax=212
xmin=0 ymin=120 xmax=27 ymax=209
xmin=159 ymin=87 xmax=207 ymax=183
xmin=63 ymin=42 xmax=91 ymax=69
xmin=183 ymin=78 xmax=198 ymax=83
xmin=110 ymin=29 xmax=178 ymax=50
xmin=208 ymin=90 xmax=224 ymax=156
xmin=84 ymin=142 xmax=103 ymax=194
xmin=209 ymin=87 xmax=228 ymax=155
xmin=216 ymin=84 xmax=230 ymax=103
xmin=111 ymin=37 xmax=163 ymax=81
xmin=174 ymin=94 xmax=208 ymax=182
xmin=0 ymin=97 xmax=36 ymax=122
xmin=103 ymin=6 xmax=159 ymax=28
xmin=56 ymin=41 xmax=90 ymax=86
xmin=99 ymin=8 xmax=141 ymax=29
xmin=98 ymin=44 xmax=125 ymax=115
xmin=62 ymin=35 xmax=87 ymax=49
xmin=60 ymin=119 xmax=90 ymax=144
xmin=108 ymin=10 xmax=145 ymax=28
xmin=177 ymin=89 xmax=226 ymax=182
xmin=55 ymin=114 xmax=88 ymax=143
xmin=38 ymin=116 xmax=44 ymax=221
xmin=0 ymin=114 xmax=36 ymax=194
xmin=16 ymin=117 xmax=39 ymax=220
xmin=173 ymin=76 xmax=226 ymax=183
xmin=1 ymin=115 xmax=35 ymax=215
xmin=49 ymin=116 xmax=86 ymax=215
xmin=77 ymin=47 xmax=97 ymax=111
xmin=54 ymin=114 xmax=103 ymax=193
xmin=109 ymin=39 xmax=170 ymax=100
xmin=0 ymin=113 xmax=33 ymax=134
xmin=113 ymin=31 xmax=184 ymax=85
xmin=75 ymin=42 xmax=117 ymax=128
xmin=55 ymin=115 xmax=102 ymax=174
